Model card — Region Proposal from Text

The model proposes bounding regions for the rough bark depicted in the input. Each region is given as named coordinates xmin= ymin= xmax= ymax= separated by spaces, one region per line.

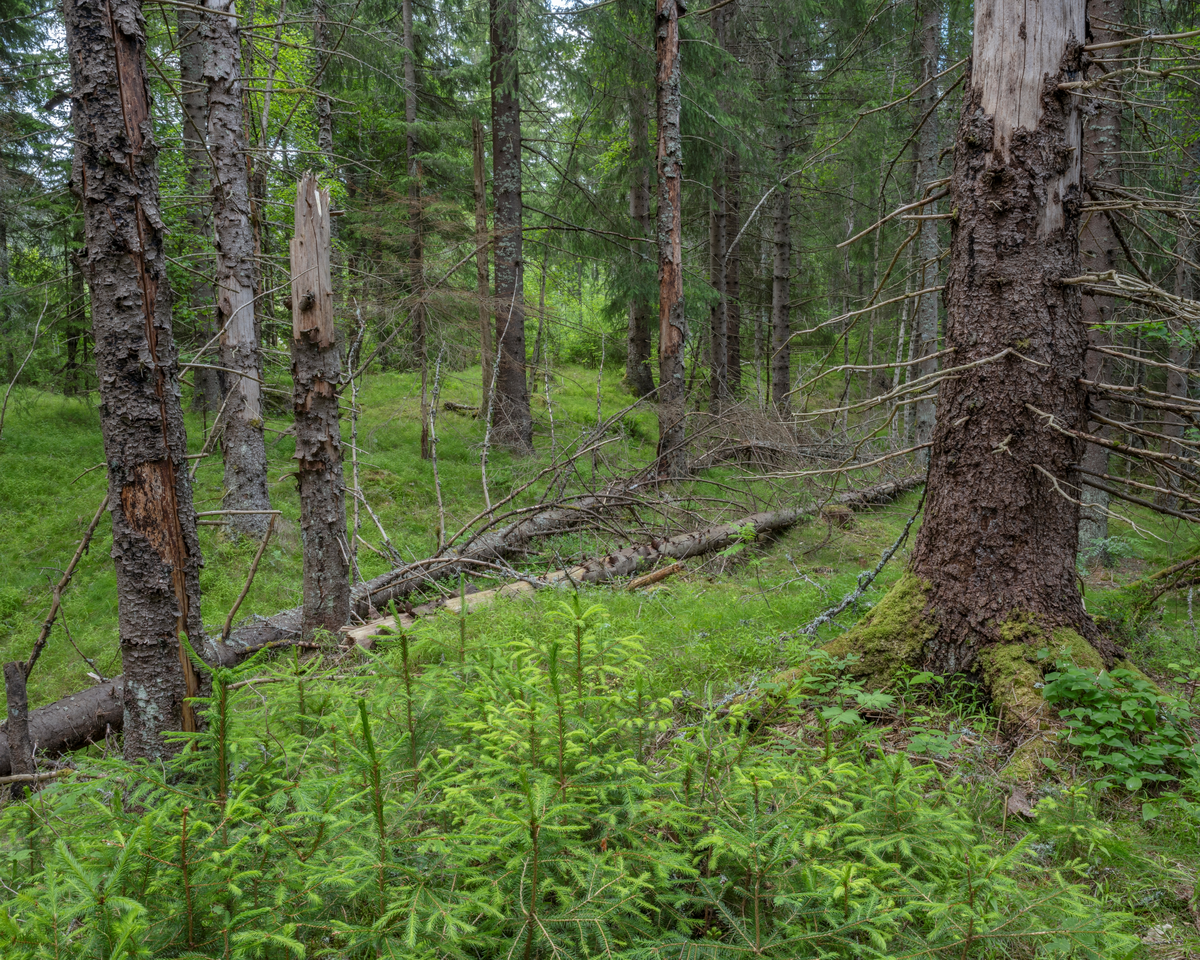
xmin=178 ymin=3 xmax=220 ymax=412
xmin=654 ymin=0 xmax=688 ymax=477
xmin=908 ymin=0 xmax=1115 ymax=673
xmin=912 ymin=0 xmax=941 ymax=470
xmin=709 ymin=171 xmax=728 ymax=409
xmin=473 ymin=117 xmax=492 ymax=394
xmin=726 ymin=152 xmax=742 ymax=396
xmin=403 ymin=0 xmax=429 ymax=460
xmin=1078 ymin=0 xmax=1123 ymax=552
xmin=66 ymin=0 xmax=206 ymax=759
xmin=4 ymin=662 xmax=33 ymax=797
xmin=313 ymin=0 xmax=333 ymax=162
xmin=489 ymin=0 xmax=533 ymax=453
xmin=204 ymin=0 xmax=271 ymax=538
xmin=770 ymin=93 xmax=792 ymax=414
xmin=2 ymin=474 xmax=923 ymax=775
xmin=290 ymin=174 xmax=350 ymax=636
xmin=626 ymin=86 xmax=655 ymax=397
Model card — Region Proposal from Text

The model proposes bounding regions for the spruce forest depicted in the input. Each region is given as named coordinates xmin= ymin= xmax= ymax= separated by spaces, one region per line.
xmin=4 ymin=0 xmax=1200 ymax=953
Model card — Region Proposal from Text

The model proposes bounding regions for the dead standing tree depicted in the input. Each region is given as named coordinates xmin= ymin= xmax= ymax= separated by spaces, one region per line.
xmin=654 ymin=0 xmax=688 ymax=477
xmin=203 ymin=0 xmax=272 ymax=538
xmin=834 ymin=0 xmax=1120 ymax=724
xmin=65 ymin=0 xmax=205 ymax=759
xmin=290 ymin=173 xmax=350 ymax=636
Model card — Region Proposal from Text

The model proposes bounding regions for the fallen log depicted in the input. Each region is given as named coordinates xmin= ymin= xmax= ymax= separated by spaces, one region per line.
xmin=0 ymin=475 xmax=921 ymax=775
xmin=342 ymin=475 xmax=923 ymax=646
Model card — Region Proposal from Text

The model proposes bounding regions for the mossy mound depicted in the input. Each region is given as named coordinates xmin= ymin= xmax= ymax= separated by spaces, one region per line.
xmin=822 ymin=571 xmax=938 ymax=685
xmin=980 ymin=621 xmax=1104 ymax=731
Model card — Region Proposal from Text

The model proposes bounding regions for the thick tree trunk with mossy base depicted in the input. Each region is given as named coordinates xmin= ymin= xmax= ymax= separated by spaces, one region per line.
xmin=823 ymin=0 xmax=1123 ymax=729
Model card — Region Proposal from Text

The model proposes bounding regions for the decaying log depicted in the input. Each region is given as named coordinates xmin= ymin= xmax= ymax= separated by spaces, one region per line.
xmin=342 ymin=475 xmax=922 ymax=645
xmin=0 ymin=475 xmax=921 ymax=775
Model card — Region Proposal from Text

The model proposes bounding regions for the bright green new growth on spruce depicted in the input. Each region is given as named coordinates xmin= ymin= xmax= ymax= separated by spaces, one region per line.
xmin=0 ymin=591 xmax=1134 ymax=959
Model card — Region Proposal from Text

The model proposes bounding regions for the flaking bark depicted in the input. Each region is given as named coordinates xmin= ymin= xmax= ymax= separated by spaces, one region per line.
xmin=290 ymin=173 xmax=350 ymax=636
xmin=654 ymin=0 xmax=687 ymax=476
xmin=65 ymin=0 xmax=206 ymax=759
xmin=909 ymin=0 xmax=1118 ymax=673
xmin=203 ymin=0 xmax=272 ymax=537
xmin=178 ymin=3 xmax=220 ymax=412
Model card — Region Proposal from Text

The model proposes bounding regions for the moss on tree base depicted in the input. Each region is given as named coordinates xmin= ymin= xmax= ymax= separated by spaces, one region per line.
xmin=791 ymin=571 xmax=1126 ymax=781
xmin=822 ymin=571 xmax=938 ymax=683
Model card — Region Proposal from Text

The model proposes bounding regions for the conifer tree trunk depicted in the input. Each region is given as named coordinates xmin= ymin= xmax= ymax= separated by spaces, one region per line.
xmin=404 ymin=0 xmax=429 ymax=459
xmin=473 ymin=117 xmax=492 ymax=395
xmin=626 ymin=87 xmax=655 ymax=397
xmin=178 ymin=4 xmax=221 ymax=412
xmin=1078 ymin=0 xmax=1123 ymax=550
xmin=290 ymin=173 xmax=350 ymax=635
xmin=204 ymin=0 xmax=272 ymax=538
xmin=313 ymin=0 xmax=333 ymax=161
xmin=913 ymin=0 xmax=941 ymax=470
xmin=907 ymin=0 xmax=1117 ymax=673
xmin=65 ymin=0 xmax=205 ymax=759
xmin=709 ymin=171 xmax=728 ymax=409
xmin=489 ymin=0 xmax=533 ymax=452
xmin=654 ymin=0 xmax=687 ymax=476
xmin=726 ymin=152 xmax=741 ymax=397
xmin=771 ymin=40 xmax=793 ymax=415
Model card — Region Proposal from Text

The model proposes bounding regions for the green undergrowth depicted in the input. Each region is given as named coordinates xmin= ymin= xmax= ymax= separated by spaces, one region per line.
xmin=0 ymin=370 xmax=838 ymax=708
xmin=0 ymin=589 xmax=1155 ymax=959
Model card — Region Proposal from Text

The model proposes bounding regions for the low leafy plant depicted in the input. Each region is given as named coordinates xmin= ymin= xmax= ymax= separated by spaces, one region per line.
xmin=1043 ymin=662 xmax=1200 ymax=791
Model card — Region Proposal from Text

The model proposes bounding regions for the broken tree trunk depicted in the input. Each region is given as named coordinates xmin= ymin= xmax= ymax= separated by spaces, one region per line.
xmin=204 ymin=0 xmax=272 ymax=538
xmin=66 ymin=0 xmax=205 ymax=761
xmin=4 ymin=663 xmax=33 ymax=798
xmin=0 ymin=476 xmax=922 ymax=775
xmin=905 ymin=0 xmax=1120 ymax=678
xmin=290 ymin=173 xmax=350 ymax=636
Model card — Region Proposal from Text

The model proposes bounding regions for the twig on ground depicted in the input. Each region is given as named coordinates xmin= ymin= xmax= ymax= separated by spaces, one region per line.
xmin=222 ymin=516 xmax=276 ymax=640
xmin=791 ymin=485 xmax=926 ymax=638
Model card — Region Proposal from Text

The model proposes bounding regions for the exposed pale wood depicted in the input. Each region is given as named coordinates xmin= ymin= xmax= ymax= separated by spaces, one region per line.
xmin=290 ymin=176 xmax=335 ymax=348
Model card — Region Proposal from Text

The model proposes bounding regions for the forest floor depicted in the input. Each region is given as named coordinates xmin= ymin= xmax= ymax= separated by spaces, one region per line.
xmin=3 ymin=367 xmax=1200 ymax=955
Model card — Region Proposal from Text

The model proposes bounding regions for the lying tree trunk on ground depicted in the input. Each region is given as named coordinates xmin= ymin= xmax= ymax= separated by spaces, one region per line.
xmin=342 ymin=474 xmax=922 ymax=646
xmin=0 ymin=476 xmax=922 ymax=775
